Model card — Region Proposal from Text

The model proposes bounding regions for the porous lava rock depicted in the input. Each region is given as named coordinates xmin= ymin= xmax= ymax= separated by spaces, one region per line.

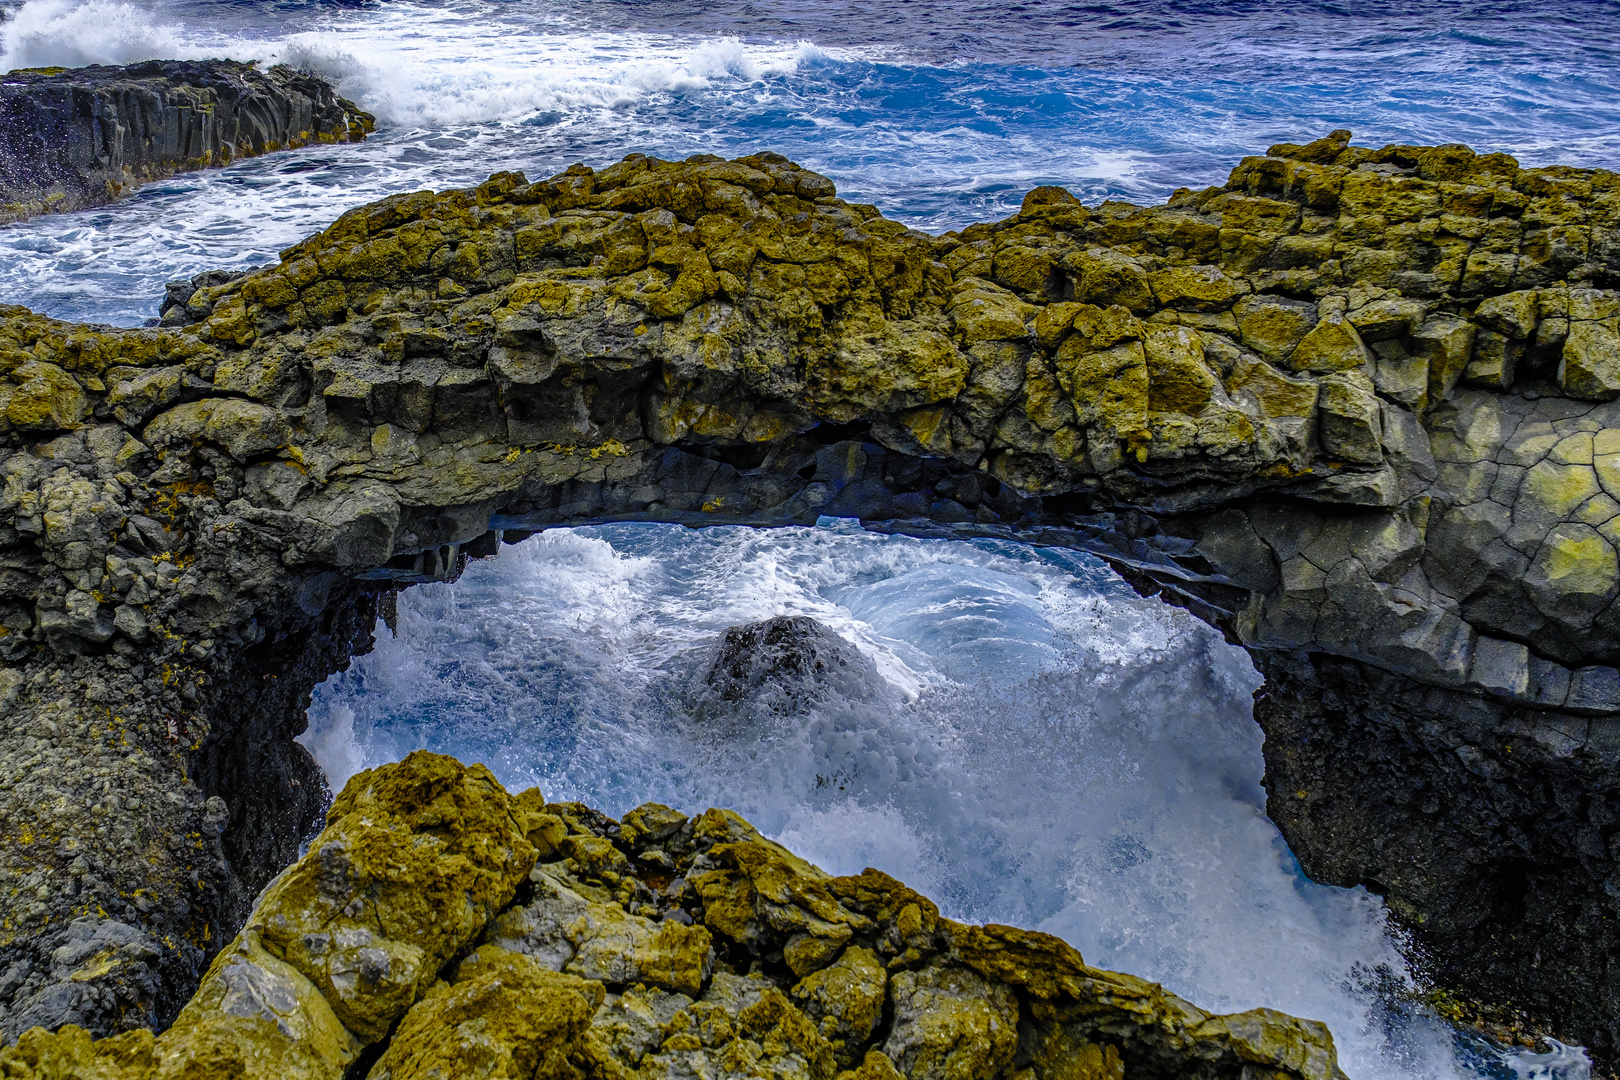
xmin=0 ymin=751 xmax=1349 ymax=1080
xmin=0 ymin=134 xmax=1617 ymax=1055
xmin=0 ymin=60 xmax=374 ymax=223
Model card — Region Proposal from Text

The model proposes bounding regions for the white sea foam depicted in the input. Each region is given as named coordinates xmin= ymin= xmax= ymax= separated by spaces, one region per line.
xmin=0 ymin=0 xmax=889 ymax=324
xmin=303 ymin=521 xmax=1590 ymax=1080
xmin=2 ymin=0 xmax=826 ymax=128
xmin=0 ymin=0 xmax=179 ymax=69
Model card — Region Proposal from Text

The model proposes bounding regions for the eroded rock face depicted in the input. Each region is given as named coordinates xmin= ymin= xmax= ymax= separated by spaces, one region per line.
xmin=0 ymin=134 xmax=1618 ymax=1051
xmin=0 ymin=752 xmax=1348 ymax=1080
xmin=0 ymin=60 xmax=374 ymax=224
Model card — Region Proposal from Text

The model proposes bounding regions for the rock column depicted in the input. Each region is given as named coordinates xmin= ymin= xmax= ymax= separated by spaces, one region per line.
xmin=0 ymin=59 xmax=374 ymax=223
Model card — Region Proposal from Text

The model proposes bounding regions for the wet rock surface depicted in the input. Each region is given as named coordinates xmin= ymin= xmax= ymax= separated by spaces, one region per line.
xmin=1252 ymin=650 xmax=1620 ymax=1057
xmin=0 ymin=751 xmax=1349 ymax=1080
xmin=0 ymin=134 xmax=1617 ymax=1054
xmin=699 ymin=615 xmax=884 ymax=717
xmin=0 ymin=60 xmax=373 ymax=224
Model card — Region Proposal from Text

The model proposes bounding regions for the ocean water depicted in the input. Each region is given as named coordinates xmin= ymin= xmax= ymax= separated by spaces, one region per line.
xmin=1 ymin=0 xmax=1620 ymax=322
xmin=2 ymin=0 xmax=1613 ymax=1075
xmin=303 ymin=522 xmax=1588 ymax=1080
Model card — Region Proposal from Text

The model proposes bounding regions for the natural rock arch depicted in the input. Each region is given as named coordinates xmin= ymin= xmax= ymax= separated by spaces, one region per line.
xmin=1 ymin=134 xmax=1618 ymax=1057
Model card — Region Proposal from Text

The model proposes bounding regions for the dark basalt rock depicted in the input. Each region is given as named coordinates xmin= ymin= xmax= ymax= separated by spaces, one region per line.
xmin=0 ymin=134 xmax=1618 ymax=1064
xmin=700 ymin=615 xmax=882 ymax=714
xmin=0 ymin=59 xmax=374 ymax=223
xmin=1252 ymin=650 xmax=1620 ymax=1056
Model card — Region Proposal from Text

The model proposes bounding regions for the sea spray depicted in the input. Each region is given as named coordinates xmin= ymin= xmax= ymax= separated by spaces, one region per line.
xmin=0 ymin=0 xmax=180 ymax=69
xmin=302 ymin=522 xmax=1589 ymax=1080
xmin=7 ymin=0 xmax=1620 ymax=325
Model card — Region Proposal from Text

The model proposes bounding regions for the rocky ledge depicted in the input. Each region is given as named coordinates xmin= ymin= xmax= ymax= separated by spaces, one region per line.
xmin=0 ymin=134 xmax=1618 ymax=1059
xmin=0 ymin=60 xmax=374 ymax=223
xmin=0 ymin=751 xmax=1346 ymax=1080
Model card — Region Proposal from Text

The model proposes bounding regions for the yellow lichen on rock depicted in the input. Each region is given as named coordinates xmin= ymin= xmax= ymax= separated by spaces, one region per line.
xmin=0 ymin=755 xmax=1347 ymax=1080
xmin=0 ymin=1026 xmax=155 ymax=1080
xmin=5 ymin=361 xmax=89 ymax=431
xmin=366 ymin=947 xmax=602 ymax=1080
xmin=791 ymin=946 xmax=887 ymax=1067
xmin=883 ymin=964 xmax=1020 ymax=1080
xmin=484 ymin=864 xmax=713 ymax=997
xmin=155 ymin=928 xmax=361 ymax=1080
xmin=250 ymin=752 xmax=538 ymax=1041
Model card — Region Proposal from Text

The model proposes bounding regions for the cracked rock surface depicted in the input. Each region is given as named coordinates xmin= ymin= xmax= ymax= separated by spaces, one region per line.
xmin=0 ymin=132 xmax=1617 ymax=1054
xmin=0 ymin=751 xmax=1348 ymax=1080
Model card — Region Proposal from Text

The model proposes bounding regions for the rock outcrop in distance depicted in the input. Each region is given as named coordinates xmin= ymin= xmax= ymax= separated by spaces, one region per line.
xmin=0 ymin=751 xmax=1348 ymax=1080
xmin=0 ymin=60 xmax=374 ymax=223
xmin=0 ymin=134 xmax=1618 ymax=1058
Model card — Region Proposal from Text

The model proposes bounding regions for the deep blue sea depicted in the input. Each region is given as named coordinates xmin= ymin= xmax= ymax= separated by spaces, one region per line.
xmin=2 ymin=2 xmax=1614 ymax=1077
xmin=2 ymin=0 xmax=1619 ymax=323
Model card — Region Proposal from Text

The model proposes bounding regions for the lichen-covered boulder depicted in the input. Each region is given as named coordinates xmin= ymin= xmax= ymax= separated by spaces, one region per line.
xmin=365 ymin=947 xmax=602 ymax=1080
xmin=484 ymin=865 xmax=713 ymax=996
xmin=790 ymin=945 xmax=887 ymax=1067
xmin=0 ymin=764 xmax=1347 ymax=1080
xmin=0 ymin=1026 xmax=154 ymax=1080
xmin=883 ymin=965 xmax=1020 ymax=1080
xmin=153 ymin=929 xmax=359 ymax=1079
xmin=250 ymin=752 xmax=539 ymax=1041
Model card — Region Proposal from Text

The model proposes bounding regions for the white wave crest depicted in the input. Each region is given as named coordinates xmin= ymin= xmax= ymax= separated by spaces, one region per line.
xmin=260 ymin=23 xmax=821 ymax=128
xmin=0 ymin=0 xmax=180 ymax=70
xmin=2 ymin=0 xmax=830 ymax=129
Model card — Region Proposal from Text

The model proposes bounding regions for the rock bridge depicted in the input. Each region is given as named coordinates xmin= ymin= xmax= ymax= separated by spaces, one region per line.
xmin=1 ymin=133 xmax=1619 ymax=1057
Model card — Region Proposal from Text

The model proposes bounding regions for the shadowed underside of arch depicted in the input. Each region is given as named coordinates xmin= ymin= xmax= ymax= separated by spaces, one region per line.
xmin=1 ymin=135 xmax=1619 ymax=1057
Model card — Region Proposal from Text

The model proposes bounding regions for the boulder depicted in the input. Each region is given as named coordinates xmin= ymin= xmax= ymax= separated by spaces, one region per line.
xmin=0 ymin=770 xmax=1347 ymax=1080
xmin=698 ymin=615 xmax=884 ymax=717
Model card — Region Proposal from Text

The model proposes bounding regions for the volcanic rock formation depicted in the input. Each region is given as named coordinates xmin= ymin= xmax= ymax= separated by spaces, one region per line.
xmin=0 ymin=60 xmax=374 ymax=223
xmin=698 ymin=615 xmax=885 ymax=718
xmin=0 ymin=751 xmax=1348 ymax=1080
xmin=0 ymin=133 xmax=1617 ymax=1056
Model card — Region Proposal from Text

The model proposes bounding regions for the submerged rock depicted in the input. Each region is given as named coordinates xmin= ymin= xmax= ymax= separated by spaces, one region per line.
xmin=0 ymin=60 xmax=374 ymax=224
xmin=0 ymin=751 xmax=1348 ymax=1080
xmin=0 ymin=136 xmax=1617 ymax=1055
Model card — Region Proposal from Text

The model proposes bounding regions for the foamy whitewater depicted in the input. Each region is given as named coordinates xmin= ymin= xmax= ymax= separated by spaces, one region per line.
xmin=2 ymin=0 xmax=1620 ymax=322
xmin=299 ymin=523 xmax=1586 ymax=1080
xmin=3 ymin=0 xmax=1616 ymax=1075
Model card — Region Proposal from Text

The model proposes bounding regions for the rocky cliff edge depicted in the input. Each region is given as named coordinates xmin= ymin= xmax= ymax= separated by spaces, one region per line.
xmin=0 ymin=751 xmax=1346 ymax=1080
xmin=0 ymin=60 xmax=374 ymax=223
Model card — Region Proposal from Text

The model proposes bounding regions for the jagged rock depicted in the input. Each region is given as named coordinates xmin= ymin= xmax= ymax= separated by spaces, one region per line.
xmin=484 ymin=865 xmax=714 ymax=997
xmin=251 ymin=752 xmax=537 ymax=1043
xmin=0 ymin=1025 xmax=154 ymax=1079
xmin=366 ymin=947 xmax=602 ymax=1080
xmin=0 ymin=136 xmax=1618 ymax=1056
xmin=0 ymin=754 xmax=1348 ymax=1079
xmin=791 ymin=945 xmax=887 ymax=1067
xmin=155 ymin=929 xmax=359 ymax=1079
xmin=0 ymin=61 xmax=373 ymax=224
xmin=884 ymin=965 xmax=1019 ymax=1079
xmin=699 ymin=615 xmax=883 ymax=717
